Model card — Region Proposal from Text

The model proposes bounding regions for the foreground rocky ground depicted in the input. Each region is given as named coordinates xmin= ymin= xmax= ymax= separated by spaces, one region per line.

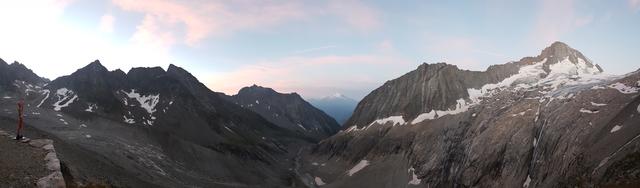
xmin=0 ymin=131 xmax=48 ymax=187
xmin=0 ymin=126 xmax=65 ymax=188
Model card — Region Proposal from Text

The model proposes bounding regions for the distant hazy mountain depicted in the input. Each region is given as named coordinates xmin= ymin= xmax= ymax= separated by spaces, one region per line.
xmin=308 ymin=93 xmax=358 ymax=125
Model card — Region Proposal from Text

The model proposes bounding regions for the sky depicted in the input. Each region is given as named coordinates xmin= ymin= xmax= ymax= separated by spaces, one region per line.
xmin=0 ymin=0 xmax=638 ymax=100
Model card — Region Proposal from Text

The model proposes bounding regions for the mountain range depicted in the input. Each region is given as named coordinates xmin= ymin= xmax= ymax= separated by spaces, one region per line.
xmin=298 ymin=42 xmax=640 ymax=187
xmin=0 ymin=59 xmax=339 ymax=187
xmin=0 ymin=41 xmax=639 ymax=187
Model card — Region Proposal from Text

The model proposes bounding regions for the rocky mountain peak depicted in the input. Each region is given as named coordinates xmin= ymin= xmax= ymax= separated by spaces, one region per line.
xmin=64 ymin=60 xmax=108 ymax=78
xmin=238 ymin=85 xmax=278 ymax=96
xmin=9 ymin=61 xmax=27 ymax=69
xmin=536 ymin=41 xmax=603 ymax=74
xmin=0 ymin=59 xmax=48 ymax=88
xmin=166 ymin=64 xmax=199 ymax=83
xmin=541 ymin=41 xmax=574 ymax=57
xmin=84 ymin=60 xmax=108 ymax=71
xmin=226 ymin=85 xmax=341 ymax=140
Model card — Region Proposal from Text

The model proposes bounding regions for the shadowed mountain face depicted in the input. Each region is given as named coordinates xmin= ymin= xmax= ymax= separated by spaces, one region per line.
xmin=0 ymin=58 xmax=47 ymax=94
xmin=308 ymin=94 xmax=358 ymax=125
xmin=298 ymin=42 xmax=640 ymax=188
xmin=221 ymin=85 xmax=341 ymax=141
xmin=0 ymin=60 xmax=315 ymax=187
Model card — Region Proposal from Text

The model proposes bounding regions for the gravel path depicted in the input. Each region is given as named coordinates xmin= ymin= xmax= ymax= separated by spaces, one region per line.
xmin=0 ymin=133 xmax=49 ymax=187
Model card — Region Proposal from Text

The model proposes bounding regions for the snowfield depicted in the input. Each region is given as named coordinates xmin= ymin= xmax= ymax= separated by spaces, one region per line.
xmin=409 ymin=57 xmax=614 ymax=125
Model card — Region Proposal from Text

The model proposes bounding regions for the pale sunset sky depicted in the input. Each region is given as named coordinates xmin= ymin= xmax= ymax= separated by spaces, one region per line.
xmin=0 ymin=0 xmax=639 ymax=99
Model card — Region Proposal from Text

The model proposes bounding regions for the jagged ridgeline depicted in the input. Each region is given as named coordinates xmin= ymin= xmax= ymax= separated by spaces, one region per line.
xmin=0 ymin=60 xmax=336 ymax=187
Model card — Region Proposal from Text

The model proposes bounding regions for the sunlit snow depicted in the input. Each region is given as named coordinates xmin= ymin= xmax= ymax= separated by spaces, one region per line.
xmin=590 ymin=102 xmax=607 ymax=106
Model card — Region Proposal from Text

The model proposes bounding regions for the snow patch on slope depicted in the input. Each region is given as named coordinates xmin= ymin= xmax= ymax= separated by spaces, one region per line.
xmin=370 ymin=116 xmax=406 ymax=126
xmin=121 ymin=89 xmax=160 ymax=125
xmin=610 ymin=125 xmax=622 ymax=133
xmin=608 ymin=82 xmax=639 ymax=94
xmin=52 ymin=88 xmax=78 ymax=111
xmin=123 ymin=115 xmax=135 ymax=124
xmin=590 ymin=102 xmax=607 ymax=106
xmin=314 ymin=177 xmax=326 ymax=186
xmin=38 ymin=89 xmax=51 ymax=108
xmin=297 ymin=123 xmax=307 ymax=131
xmin=408 ymin=167 xmax=421 ymax=185
xmin=579 ymin=108 xmax=599 ymax=114
xmin=347 ymin=160 xmax=370 ymax=176
xmin=523 ymin=175 xmax=532 ymax=187
xmin=121 ymin=89 xmax=160 ymax=114
xmin=411 ymin=110 xmax=437 ymax=124
xmin=85 ymin=103 xmax=97 ymax=112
